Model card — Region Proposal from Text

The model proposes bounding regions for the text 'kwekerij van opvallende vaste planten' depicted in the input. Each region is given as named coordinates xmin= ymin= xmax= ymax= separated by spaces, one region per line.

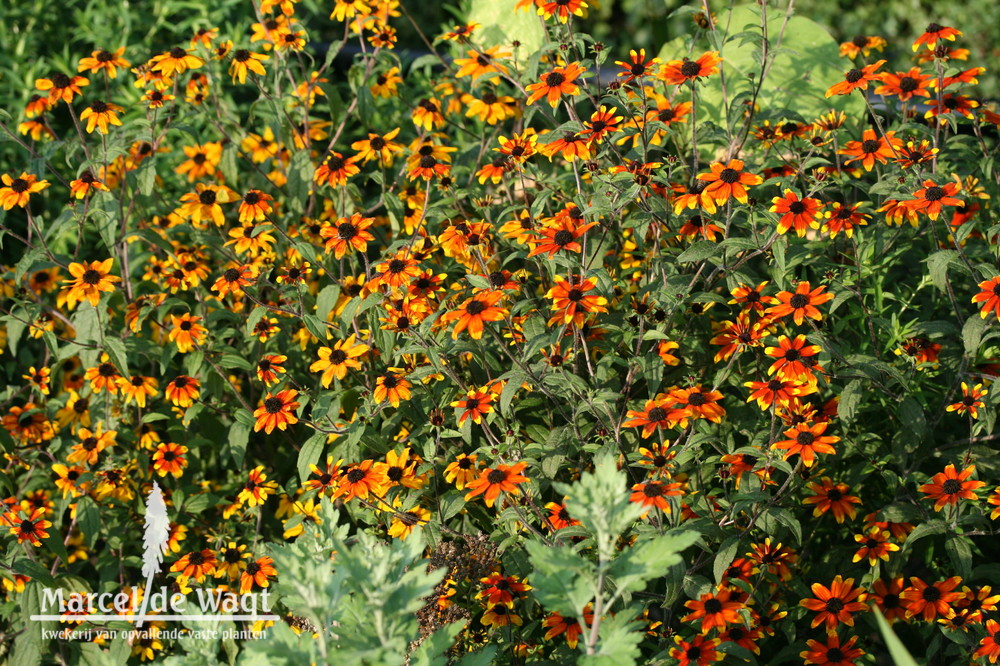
xmin=1 ymin=0 xmax=1000 ymax=664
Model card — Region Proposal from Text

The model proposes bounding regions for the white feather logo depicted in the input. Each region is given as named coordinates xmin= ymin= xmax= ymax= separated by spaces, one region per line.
xmin=136 ymin=481 xmax=170 ymax=628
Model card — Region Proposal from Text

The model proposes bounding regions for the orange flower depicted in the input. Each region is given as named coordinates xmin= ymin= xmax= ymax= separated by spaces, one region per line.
xmin=78 ymin=47 xmax=130 ymax=78
xmin=629 ymin=478 xmax=684 ymax=515
xmin=772 ymin=421 xmax=839 ymax=467
xmin=0 ymin=172 xmax=50 ymax=210
xmin=946 ymin=382 xmax=988 ymax=418
xmin=803 ymin=478 xmax=862 ymax=523
xmin=441 ymin=291 xmax=508 ymax=340
xmin=35 ymin=72 xmax=90 ymax=104
xmin=770 ymin=189 xmax=823 ymax=236
xmin=464 ymin=462 xmax=528 ymax=507
xmin=974 ymin=277 xmax=1000 ymax=320
xmin=668 ymin=634 xmax=721 ymax=666
xmin=696 ymin=159 xmax=762 ymax=205
xmin=321 ymin=213 xmax=375 ymax=259
xmin=253 ymin=389 xmax=300 ymax=434
xmin=669 ymin=385 xmax=726 ymax=423
xmin=903 ymin=179 xmax=963 ymax=220
xmin=4 ymin=507 xmax=52 ymax=545
xmin=238 ymin=190 xmax=274 ymax=223
xmin=310 ymin=335 xmax=369 ymax=387
xmin=62 ymin=259 xmax=120 ymax=308
xmin=240 ymin=556 xmax=277 ymax=594
xmin=799 ymin=575 xmax=868 ymax=629
xmin=913 ymin=22 xmax=962 ymax=51
xmin=164 ymin=375 xmax=201 ymax=407
xmin=801 ymin=634 xmax=865 ymax=665
xmin=744 ymin=377 xmax=814 ymax=411
xmin=536 ymin=0 xmax=588 ymax=23
xmin=874 ymin=67 xmax=931 ymax=101
xmin=919 ymin=464 xmax=985 ymax=511
xmin=766 ymin=281 xmax=834 ymax=326
xmin=825 ymin=59 xmax=886 ymax=97
xmin=334 ymin=460 xmax=389 ymax=502
xmin=682 ymin=587 xmax=744 ymax=633
xmin=168 ymin=313 xmax=208 ymax=353
xmin=451 ymin=387 xmax=494 ymax=425
xmin=526 ymin=62 xmax=585 ymax=108
xmin=660 ymin=51 xmax=721 ymax=85
xmin=623 ymin=397 xmax=684 ymax=438
xmin=545 ymin=275 xmax=608 ymax=327
xmin=374 ymin=369 xmax=412 ymax=407
xmin=838 ymin=129 xmax=902 ymax=171
xmin=852 ymin=527 xmax=899 ymax=566
xmin=901 ymin=576 xmax=963 ymax=621
xmin=615 ymin=49 xmax=659 ymax=84
xmin=823 ymin=202 xmax=869 ymax=239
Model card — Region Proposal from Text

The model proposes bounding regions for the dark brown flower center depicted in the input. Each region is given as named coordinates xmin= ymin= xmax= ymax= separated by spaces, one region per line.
xmin=680 ymin=60 xmax=701 ymax=77
xmin=924 ymin=186 xmax=945 ymax=201
xmin=942 ymin=479 xmax=962 ymax=494
xmin=845 ymin=69 xmax=864 ymax=83
xmin=198 ymin=189 xmax=217 ymax=205
xmin=545 ymin=71 xmax=566 ymax=87
xmin=789 ymin=294 xmax=809 ymax=309
xmin=263 ymin=397 xmax=283 ymax=413
xmin=796 ymin=431 xmax=816 ymax=446
xmin=719 ymin=168 xmax=739 ymax=183
xmin=647 ymin=406 xmax=667 ymax=422
xmin=487 ymin=469 xmax=507 ymax=484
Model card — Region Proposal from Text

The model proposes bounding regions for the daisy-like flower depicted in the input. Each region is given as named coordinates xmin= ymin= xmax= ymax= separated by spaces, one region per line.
xmin=453 ymin=46 xmax=510 ymax=83
xmin=175 ymin=141 xmax=223 ymax=181
xmin=171 ymin=549 xmax=217 ymax=583
xmin=766 ymin=281 xmax=834 ymax=326
xmin=451 ymin=387 xmax=494 ymax=425
xmin=240 ymin=556 xmax=277 ymax=594
xmin=696 ymin=159 xmax=762 ymax=205
xmin=974 ymin=619 xmax=1000 ymax=663
xmin=0 ymin=172 xmax=50 ymax=210
xmin=546 ymin=275 xmax=608 ymax=327
xmin=465 ymin=462 xmax=528 ymax=507
xmin=919 ymin=464 xmax=985 ymax=511
xmin=310 ymin=335 xmax=369 ymax=387
xmin=237 ymin=190 xmax=273 ymax=223
xmin=79 ymin=100 xmax=123 ymax=134
xmin=61 ymin=259 xmax=120 ymax=308
xmin=616 ymin=49 xmax=659 ymax=84
xmin=333 ymin=460 xmax=388 ymax=502
xmin=660 ymin=51 xmax=721 ymax=85
xmin=164 ymin=375 xmax=201 ymax=407
xmin=903 ymin=178 xmax=963 ymax=220
xmin=35 ymin=72 xmax=89 ymax=104
xmin=853 ymin=527 xmax=900 ymax=566
xmin=839 ymin=34 xmax=887 ymax=59
xmin=315 ymin=151 xmax=360 ymax=187
xmin=544 ymin=501 xmax=580 ymax=531
xmin=838 ymin=129 xmax=902 ymax=171
xmin=772 ymin=422 xmax=840 ymax=467
xmin=803 ymin=478 xmax=862 ymax=523
xmin=257 ymin=355 xmax=287 ymax=384
xmin=388 ymin=504 xmax=431 ymax=540
xmin=78 ymin=47 xmax=130 ymax=78
xmin=630 ymin=478 xmax=684 ymax=515
xmin=823 ymin=202 xmax=869 ymax=239
xmin=765 ymin=335 xmax=821 ymax=382
xmin=478 ymin=572 xmax=531 ymax=607
xmin=168 ymin=313 xmax=207 ymax=353
xmin=22 ymin=366 xmax=51 ymax=395
xmin=901 ymin=576 xmax=963 ymax=621
xmin=801 ymin=634 xmax=865 ymax=666
xmin=253 ymin=389 xmax=300 ymax=434
xmin=212 ymin=264 xmax=256 ymax=299
xmin=528 ymin=213 xmax=596 ymax=259
xmin=321 ymin=213 xmax=375 ymax=259
xmin=913 ymin=22 xmax=962 ymax=51
xmin=4 ymin=507 xmax=52 ymax=546
xmin=117 ymin=375 xmax=158 ymax=408
xmin=526 ymin=62 xmax=585 ymax=107
xmin=682 ymin=587 xmax=744 ymax=633
xmin=441 ymin=290 xmax=508 ymax=340
xmin=152 ymin=442 xmax=188 ymax=478
xmin=947 ymin=382 xmax=988 ymax=418
xmin=744 ymin=378 xmax=815 ymax=411
xmin=973 ymin=277 xmax=1000 ymax=320
xmin=229 ymin=49 xmax=268 ymax=83
xmin=178 ymin=183 xmax=239 ymax=226
xmin=444 ymin=454 xmax=480 ymax=489
xmin=374 ymin=369 xmax=412 ymax=407
xmin=370 ymin=66 xmax=402 ymax=97
xmin=874 ymin=67 xmax=931 ymax=101
xmin=481 ymin=605 xmax=522 ymax=629
xmin=150 ymin=46 xmax=204 ymax=77
xmin=351 ymin=128 xmax=403 ymax=166
xmin=800 ymin=576 xmax=868 ymax=629
xmin=536 ymin=0 xmax=588 ymax=22
xmin=213 ymin=542 xmax=249 ymax=579
xmin=825 ymin=59 xmax=886 ymax=97
xmin=67 ymin=423 xmax=117 ymax=465
xmin=669 ymin=385 xmax=726 ymax=423
xmin=668 ymin=634 xmax=722 ymax=666
xmin=238 ymin=466 xmax=278 ymax=507
xmin=770 ymin=189 xmax=823 ymax=236
xmin=69 ymin=170 xmax=109 ymax=199
xmin=542 ymin=610 xmax=588 ymax=648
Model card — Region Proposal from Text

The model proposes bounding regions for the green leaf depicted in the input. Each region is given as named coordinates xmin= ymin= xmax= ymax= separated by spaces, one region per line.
xmin=676 ymin=240 xmax=722 ymax=263
xmin=297 ymin=431 xmax=326 ymax=484
xmin=228 ymin=421 xmax=250 ymax=467
xmin=244 ymin=306 xmax=267 ymax=338
xmin=945 ymin=536 xmax=973 ymax=580
xmin=838 ymin=379 xmax=864 ymax=424
xmin=467 ymin=0 xmax=544 ymax=58
xmin=963 ymin=313 xmax=987 ymax=355
xmin=609 ymin=531 xmax=699 ymax=595
xmin=315 ymin=284 xmax=341 ymax=320
xmin=713 ymin=536 xmax=740 ymax=584
xmin=76 ymin=496 xmax=101 ymax=549
xmin=927 ymin=249 xmax=959 ymax=291
xmin=302 ymin=314 xmax=328 ymax=341
xmin=104 ymin=337 xmax=129 ymax=379
xmin=872 ymin=607 xmax=919 ymax=666
xmin=904 ymin=519 xmax=948 ymax=550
